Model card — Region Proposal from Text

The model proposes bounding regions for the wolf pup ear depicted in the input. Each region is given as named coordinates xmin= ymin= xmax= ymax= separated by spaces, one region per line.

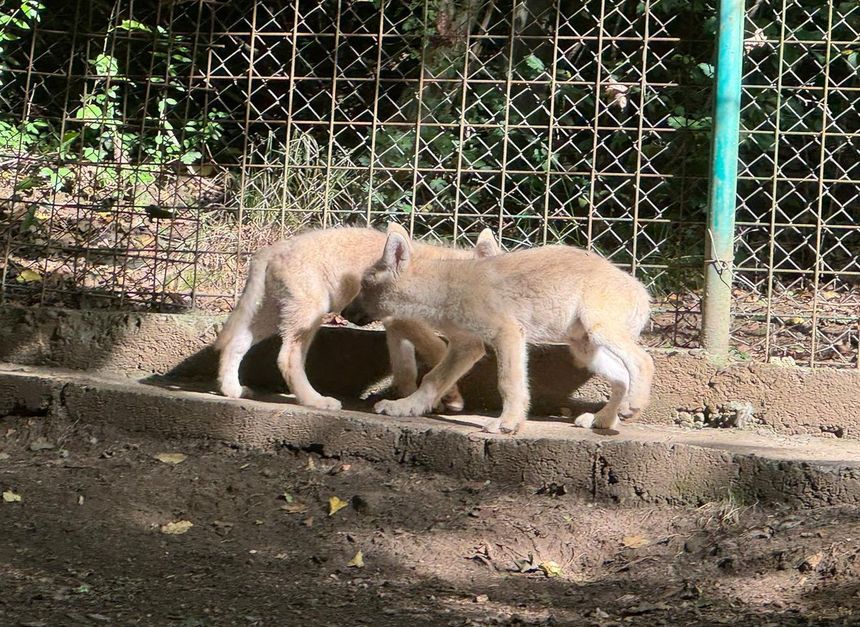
xmin=475 ymin=228 xmax=502 ymax=258
xmin=382 ymin=231 xmax=412 ymax=274
xmin=386 ymin=222 xmax=411 ymax=240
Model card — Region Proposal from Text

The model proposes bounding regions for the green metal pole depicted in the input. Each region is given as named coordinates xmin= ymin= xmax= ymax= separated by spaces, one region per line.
xmin=702 ymin=0 xmax=744 ymax=362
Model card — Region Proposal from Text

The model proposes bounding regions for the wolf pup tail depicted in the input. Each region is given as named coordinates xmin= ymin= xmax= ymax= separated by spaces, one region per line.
xmin=213 ymin=249 xmax=271 ymax=350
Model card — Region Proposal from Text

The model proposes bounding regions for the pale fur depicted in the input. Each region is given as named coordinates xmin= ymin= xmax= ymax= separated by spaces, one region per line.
xmin=347 ymin=225 xmax=654 ymax=433
xmin=214 ymin=226 xmax=500 ymax=411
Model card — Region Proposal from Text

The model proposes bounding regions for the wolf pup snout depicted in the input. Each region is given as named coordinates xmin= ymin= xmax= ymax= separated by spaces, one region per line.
xmin=341 ymin=299 xmax=374 ymax=327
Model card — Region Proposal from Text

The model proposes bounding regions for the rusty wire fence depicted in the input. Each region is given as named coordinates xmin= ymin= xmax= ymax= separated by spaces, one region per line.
xmin=0 ymin=0 xmax=857 ymax=368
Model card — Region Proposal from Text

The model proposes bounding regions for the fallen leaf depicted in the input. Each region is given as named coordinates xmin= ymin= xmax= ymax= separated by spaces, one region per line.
xmin=280 ymin=492 xmax=294 ymax=503
xmin=0 ymin=452 xmax=9 ymax=461
xmin=275 ymin=553 xmax=289 ymax=560
xmin=348 ymin=550 xmax=364 ymax=568
xmin=77 ymin=495 xmax=84 ymax=506
xmin=74 ymin=584 xmax=91 ymax=594
xmin=513 ymin=553 xmax=540 ymax=573
xmin=154 ymin=453 xmax=187 ymax=465
xmin=281 ymin=502 xmax=309 ymax=514
xmin=328 ymin=496 xmax=349 ymax=516
xmin=328 ymin=463 xmax=351 ymax=475
xmin=306 ymin=457 xmax=316 ymax=471
xmin=474 ymin=594 xmax=489 ymax=604
xmin=539 ymin=561 xmax=563 ymax=578
xmin=160 ymin=520 xmax=193 ymax=535
xmin=797 ymin=552 xmax=824 ymax=572
xmin=2 ymin=490 xmax=22 ymax=503
xmin=303 ymin=516 xmax=314 ymax=528
xmin=623 ymin=535 xmax=649 ymax=549
xmin=16 ymin=269 xmax=42 ymax=283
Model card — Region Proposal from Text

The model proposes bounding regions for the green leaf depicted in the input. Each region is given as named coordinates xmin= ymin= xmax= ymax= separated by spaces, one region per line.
xmin=180 ymin=150 xmax=202 ymax=165
xmin=113 ymin=19 xmax=150 ymax=32
xmin=16 ymin=269 xmax=42 ymax=283
xmin=75 ymin=103 xmax=103 ymax=120
xmin=21 ymin=2 xmax=42 ymax=20
xmin=697 ymin=63 xmax=715 ymax=78
xmin=14 ymin=176 xmax=37 ymax=191
xmin=428 ymin=177 xmax=447 ymax=192
xmin=524 ymin=54 xmax=545 ymax=73
xmin=82 ymin=146 xmax=103 ymax=162
xmin=91 ymin=53 xmax=119 ymax=77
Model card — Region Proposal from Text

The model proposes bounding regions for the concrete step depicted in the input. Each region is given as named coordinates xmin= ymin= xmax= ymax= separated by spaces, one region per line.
xmin=3 ymin=305 xmax=859 ymax=440
xmin=2 ymin=363 xmax=859 ymax=509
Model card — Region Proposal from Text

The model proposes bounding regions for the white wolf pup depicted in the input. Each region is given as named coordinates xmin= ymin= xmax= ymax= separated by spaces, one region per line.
xmin=343 ymin=224 xmax=654 ymax=434
xmin=214 ymin=226 xmax=501 ymax=411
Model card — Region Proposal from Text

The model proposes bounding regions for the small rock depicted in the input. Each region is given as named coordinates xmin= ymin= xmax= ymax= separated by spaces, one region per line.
xmin=559 ymin=407 xmax=572 ymax=418
xmin=260 ymin=468 xmax=274 ymax=478
xmin=0 ymin=452 xmax=10 ymax=461
xmin=683 ymin=533 xmax=709 ymax=554
xmin=591 ymin=608 xmax=610 ymax=619
xmin=29 ymin=438 xmax=54 ymax=452
xmin=745 ymin=527 xmax=773 ymax=540
xmin=474 ymin=594 xmax=489 ymax=604
xmin=616 ymin=593 xmax=638 ymax=606
xmin=778 ymin=517 xmax=802 ymax=531
xmin=87 ymin=614 xmax=111 ymax=623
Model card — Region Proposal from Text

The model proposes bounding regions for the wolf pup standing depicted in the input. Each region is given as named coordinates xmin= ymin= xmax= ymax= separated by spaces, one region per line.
xmin=343 ymin=224 xmax=653 ymax=434
xmin=214 ymin=226 xmax=500 ymax=411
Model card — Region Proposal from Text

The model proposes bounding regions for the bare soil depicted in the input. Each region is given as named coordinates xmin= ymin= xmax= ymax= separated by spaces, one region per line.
xmin=2 ymin=415 xmax=860 ymax=627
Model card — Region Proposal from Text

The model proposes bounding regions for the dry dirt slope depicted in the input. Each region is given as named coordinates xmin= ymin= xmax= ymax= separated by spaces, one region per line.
xmin=2 ymin=415 xmax=860 ymax=626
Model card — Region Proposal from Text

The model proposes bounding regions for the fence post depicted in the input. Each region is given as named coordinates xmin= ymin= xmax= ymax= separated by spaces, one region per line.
xmin=702 ymin=0 xmax=744 ymax=362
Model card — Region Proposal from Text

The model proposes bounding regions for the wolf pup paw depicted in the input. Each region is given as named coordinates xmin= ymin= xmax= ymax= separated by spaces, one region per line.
xmin=374 ymin=398 xmax=425 ymax=417
xmin=482 ymin=418 xmax=502 ymax=434
xmin=499 ymin=416 xmax=523 ymax=434
xmin=220 ymin=381 xmax=245 ymax=399
xmin=573 ymin=413 xmax=596 ymax=429
xmin=441 ymin=388 xmax=465 ymax=412
xmin=306 ymin=395 xmax=342 ymax=411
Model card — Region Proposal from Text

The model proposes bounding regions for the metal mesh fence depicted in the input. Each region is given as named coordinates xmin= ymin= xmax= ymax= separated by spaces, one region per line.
xmin=734 ymin=0 xmax=859 ymax=367
xmin=0 ymin=0 xmax=857 ymax=367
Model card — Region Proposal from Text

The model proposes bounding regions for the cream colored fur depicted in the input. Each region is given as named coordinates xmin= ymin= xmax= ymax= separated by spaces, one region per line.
xmin=214 ymin=226 xmax=500 ymax=411
xmin=349 ymin=224 xmax=654 ymax=433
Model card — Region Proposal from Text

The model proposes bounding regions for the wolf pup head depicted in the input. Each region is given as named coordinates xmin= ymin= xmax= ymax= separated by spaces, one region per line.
xmin=341 ymin=224 xmax=413 ymax=326
xmin=342 ymin=224 xmax=501 ymax=326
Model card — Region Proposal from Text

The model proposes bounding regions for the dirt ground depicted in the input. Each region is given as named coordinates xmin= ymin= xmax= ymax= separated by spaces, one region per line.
xmin=2 ymin=415 xmax=860 ymax=627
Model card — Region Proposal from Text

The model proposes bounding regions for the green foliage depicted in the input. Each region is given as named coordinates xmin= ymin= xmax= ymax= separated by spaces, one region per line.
xmin=0 ymin=0 xmax=44 ymax=72
xmin=1 ymin=7 xmax=227 ymax=201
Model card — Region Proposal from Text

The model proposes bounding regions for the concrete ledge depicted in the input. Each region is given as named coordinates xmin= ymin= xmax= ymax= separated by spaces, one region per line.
xmin=3 ymin=364 xmax=860 ymax=509
xmin=3 ymin=305 xmax=860 ymax=440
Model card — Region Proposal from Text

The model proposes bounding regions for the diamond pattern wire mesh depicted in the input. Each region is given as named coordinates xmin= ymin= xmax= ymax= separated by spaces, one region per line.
xmin=0 ymin=0 xmax=856 ymax=367
xmin=736 ymin=0 xmax=859 ymax=367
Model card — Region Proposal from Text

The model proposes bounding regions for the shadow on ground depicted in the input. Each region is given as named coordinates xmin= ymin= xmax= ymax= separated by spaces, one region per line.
xmin=1 ymin=415 xmax=858 ymax=626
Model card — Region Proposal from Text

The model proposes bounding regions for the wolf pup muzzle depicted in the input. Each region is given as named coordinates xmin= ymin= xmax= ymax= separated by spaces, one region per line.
xmin=341 ymin=300 xmax=374 ymax=327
